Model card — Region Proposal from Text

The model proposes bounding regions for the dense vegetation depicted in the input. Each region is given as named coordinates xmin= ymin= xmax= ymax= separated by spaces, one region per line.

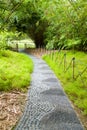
xmin=0 ymin=0 xmax=87 ymax=50
xmin=0 ymin=50 xmax=33 ymax=91
xmin=43 ymin=51 xmax=87 ymax=115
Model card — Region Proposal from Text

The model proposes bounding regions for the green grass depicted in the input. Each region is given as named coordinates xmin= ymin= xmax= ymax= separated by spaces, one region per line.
xmin=0 ymin=50 xmax=33 ymax=91
xmin=43 ymin=50 xmax=87 ymax=115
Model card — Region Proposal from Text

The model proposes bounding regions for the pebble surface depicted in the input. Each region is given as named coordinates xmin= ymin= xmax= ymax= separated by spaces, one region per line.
xmin=15 ymin=54 xmax=84 ymax=130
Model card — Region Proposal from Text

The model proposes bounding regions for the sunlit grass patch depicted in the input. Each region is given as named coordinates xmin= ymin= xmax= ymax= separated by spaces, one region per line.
xmin=0 ymin=50 xmax=33 ymax=91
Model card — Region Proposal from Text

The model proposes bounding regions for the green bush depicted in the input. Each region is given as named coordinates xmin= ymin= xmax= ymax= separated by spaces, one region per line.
xmin=0 ymin=30 xmax=27 ymax=50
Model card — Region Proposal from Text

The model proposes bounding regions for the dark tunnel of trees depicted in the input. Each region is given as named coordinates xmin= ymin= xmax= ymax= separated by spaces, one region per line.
xmin=0 ymin=0 xmax=87 ymax=50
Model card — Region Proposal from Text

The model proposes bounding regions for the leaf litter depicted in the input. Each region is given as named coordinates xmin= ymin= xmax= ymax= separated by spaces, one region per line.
xmin=0 ymin=91 xmax=27 ymax=130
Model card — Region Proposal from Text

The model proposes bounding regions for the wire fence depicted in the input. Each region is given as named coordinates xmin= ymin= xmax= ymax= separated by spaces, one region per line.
xmin=39 ymin=48 xmax=87 ymax=86
xmin=8 ymin=41 xmax=35 ymax=52
xmin=10 ymin=44 xmax=87 ymax=86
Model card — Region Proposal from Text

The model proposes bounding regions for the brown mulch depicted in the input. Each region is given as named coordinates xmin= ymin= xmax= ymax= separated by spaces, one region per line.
xmin=0 ymin=91 xmax=27 ymax=130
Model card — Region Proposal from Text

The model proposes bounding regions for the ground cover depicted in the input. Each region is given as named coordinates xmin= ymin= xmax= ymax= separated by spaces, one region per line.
xmin=0 ymin=50 xmax=33 ymax=91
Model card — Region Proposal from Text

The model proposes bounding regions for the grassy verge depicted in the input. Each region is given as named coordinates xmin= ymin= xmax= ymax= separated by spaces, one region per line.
xmin=43 ymin=50 xmax=87 ymax=115
xmin=0 ymin=50 xmax=33 ymax=91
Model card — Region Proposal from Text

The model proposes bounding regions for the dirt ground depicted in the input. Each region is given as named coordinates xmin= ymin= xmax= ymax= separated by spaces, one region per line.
xmin=71 ymin=102 xmax=87 ymax=130
xmin=0 ymin=91 xmax=27 ymax=130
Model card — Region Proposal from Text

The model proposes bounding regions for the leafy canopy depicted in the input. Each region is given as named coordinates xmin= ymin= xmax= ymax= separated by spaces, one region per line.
xmin=0 ymin=0 xmax=87 ymax=50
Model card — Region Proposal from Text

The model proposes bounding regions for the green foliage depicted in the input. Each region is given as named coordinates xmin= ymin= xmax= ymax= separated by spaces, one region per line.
xmin=0 ymin=50 xmax=33 ymax=91
xmin=0 ymin=30 xmax=29 ymax=50
xmin=0 ymin=0 xmax=87 ymax=50
xmin=6 ymin=0 xmax=48 ymax=47
xmin=43 ymin=50 xmax=87 ymax=115
xmin=64 ymin=39 xmax=81 ymax=49
xmin=43 ymin=0 xmax=87 ymax=51
xmin=0 ymin=30 xmax=18 ymax=49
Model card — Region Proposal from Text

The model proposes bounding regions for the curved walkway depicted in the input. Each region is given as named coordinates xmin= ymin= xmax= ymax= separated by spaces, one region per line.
xmin=15 ymin=54 xmax=84 ymax=130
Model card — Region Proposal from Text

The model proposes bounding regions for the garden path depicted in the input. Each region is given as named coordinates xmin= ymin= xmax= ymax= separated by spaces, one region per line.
xmin=15 ymin=53 xmax=84 ymax=130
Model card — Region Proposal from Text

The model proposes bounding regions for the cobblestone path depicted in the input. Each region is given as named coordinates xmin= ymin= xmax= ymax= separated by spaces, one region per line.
xmin=15 ymin=54 xmax=84 ymax=130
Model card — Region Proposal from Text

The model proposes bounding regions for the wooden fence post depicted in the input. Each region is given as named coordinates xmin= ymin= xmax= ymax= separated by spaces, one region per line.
xmin=51 ymin=50 xmax=53 ymax=60
xmin=72 ymin=57 xmax=75 ymax=79
xmin=64 ymin=53 xmax=66 ymax=71
xmin=25 ymin=43 xmax=27 ymax=49
xmin=16 ymin=43 xmax=18 ymax=52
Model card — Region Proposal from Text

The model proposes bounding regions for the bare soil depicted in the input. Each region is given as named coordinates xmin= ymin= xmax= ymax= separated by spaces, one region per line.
xmin=0 ymin=91 xmax=27 ymax=130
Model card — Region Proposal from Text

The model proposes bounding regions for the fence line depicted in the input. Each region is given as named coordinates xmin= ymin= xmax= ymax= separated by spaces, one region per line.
xmin=64 ymin=58 xmax=73 ymax=73
xmin=74 ymin=64 xmax=86 ymax=86
xmin=26 ymin=47 xmax=86 ymax=84
xmin=75 ymin=66 xmax=87 ymax=80
xmin=58 ymin=53 xmax=66 ymax=67
xmin=11 ymin=45 xmax=86 ymax=83
xmin=45 ymin=49 xmax=86 ymax=83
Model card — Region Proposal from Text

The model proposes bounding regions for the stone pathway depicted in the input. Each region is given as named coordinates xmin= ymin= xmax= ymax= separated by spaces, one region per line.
xmin=15 ymin=54 xmax=84 ymax=130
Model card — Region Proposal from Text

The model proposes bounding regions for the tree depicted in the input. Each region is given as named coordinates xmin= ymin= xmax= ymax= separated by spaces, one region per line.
xmin=0 ymin=0 xmax=87 ymax=50
xmin=0 ymin=0 xmax=48 ymax=48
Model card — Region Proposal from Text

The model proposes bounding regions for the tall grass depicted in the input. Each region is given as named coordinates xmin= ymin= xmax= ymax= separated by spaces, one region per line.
xmin=0 ymin=50 xmax=33 ymax=91
xmin=43 ymin=50 xmax=87 ymax=115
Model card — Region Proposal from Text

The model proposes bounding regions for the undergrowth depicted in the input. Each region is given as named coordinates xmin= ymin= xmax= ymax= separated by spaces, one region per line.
xmin=0 ymin=50 xmax=33 ymax=91
xmin=43 ymin=50 xmax=87 ymax=115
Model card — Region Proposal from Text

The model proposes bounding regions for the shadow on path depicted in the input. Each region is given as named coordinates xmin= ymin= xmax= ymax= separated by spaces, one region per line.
xmin=15 ymin=52 xmax=84 ymax=130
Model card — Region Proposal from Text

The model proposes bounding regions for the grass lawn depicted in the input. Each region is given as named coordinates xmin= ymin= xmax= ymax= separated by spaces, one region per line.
xmin=0 ymin=50 xmax=33 ymax=91
xmin=43 ymin=50 xmax=87 ymax=115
